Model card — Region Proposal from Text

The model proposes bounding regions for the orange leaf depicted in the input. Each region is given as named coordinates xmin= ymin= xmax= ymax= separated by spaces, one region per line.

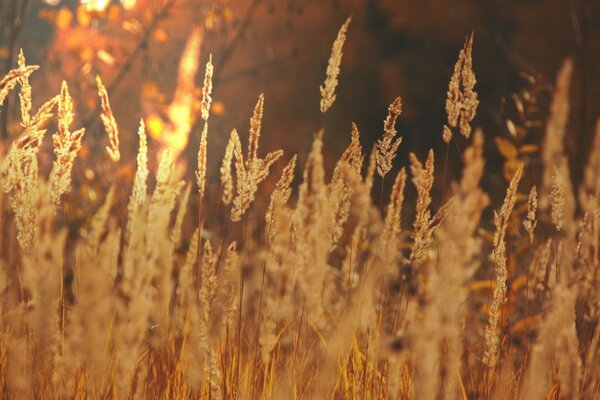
xmin=495 ymin=136 xmax=518 ymax=160
xmin=519 ymin=144 xmax=539 ymax=154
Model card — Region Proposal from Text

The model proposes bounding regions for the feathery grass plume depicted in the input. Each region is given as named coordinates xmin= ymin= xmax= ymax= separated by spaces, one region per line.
xmin=70 ymin=187 xmax=116 ymax=396
xmin=413 ymin=130 xmax=489 ymax=399
xmin=1 ymin=96 xmax=58 ymax=251
xmin=408 ymin=150 xmax=448 ymax=268
xmin=1 ymin=95 xmax=58 ymax=193
xmin=230 ymin=98 xmax=283 ymax=222
xmin=17 ymin=50 xmax=32 ymax=125
xmin=539 ymin=59 xmax=573 ymax=212
xmin=0 ymin=61 xmax=38 ymax=109
xmin=248 ymin=93 xmax=265 ymax=162
xmin=49 ymin=81 xmax=85 ymax=206
xmin=128 ymin=119 xmax=148 ymax=214
xmin=483 ymin=163 xmax=523 ymax=368
xmin=293 ymin=131 xmax=332 ymax=328
xmin=550 ymin=166 xmax=565 ymax=231
xmin=7 ymin=156 xmax=40 ymax=252
xmin=177 ymin=232 xmax=203 ymax=389
xmin=376 ymin=97 xmax=403 ymax=178
xmin=20 ymin=186 xmax=65 ymax=391
xmin=201 ymin=54 xmax=213 ymax=122
xmin=266 ymin=155 xmax=297 ymax=241
xmin=329 ymin=123 xmax=363 ymax=248
xmin=320 ymin=16 xmax=352 ymax=113
xmin=220 ymin=129 xmax=237 ymax=205
xmin=147 ymin=149 xmax=183 ymax=340
xmin=96 ymin=75 xmax=120 ymax=162
xmin=523 ymin=185 xmax=538 ymax=243
xmin=380 ymin=167 xmax=407 ymax=258
xmin=444 ymin=32 xmax=478 ymax=140
xmin=172 ymin=182 xmax=191 ymax=249
xmin=196 ymin=122 xmax=208 ymax=199
xmin=123 ymin=120 xmax=148 ymax=288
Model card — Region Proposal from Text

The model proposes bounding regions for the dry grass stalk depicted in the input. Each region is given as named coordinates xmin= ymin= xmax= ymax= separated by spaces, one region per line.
xmin=483 ymin=163 xmax=523 ymax=368
xmin=17 ymin=50 xmax=33 ymax=126
xmin=0 ymin=62 xmax=38 ymax=109
xmin=329 ymin=123 xmax=363 ymax=248
xmin=523 ymin=185 xmax=538 ymax=243
xmin=376 ymin=97 xmax=403 ymax=178
xmin=220 ymin=129 xmax=236 ymax=205
xmin=129 ymin=119 xmax=148 ymax=212
xmin=381 ymin=167 xmax=407 ymax=257
xmin=230 ymin=97 xmax=283 ymax=221
xmin=96 ymin=75 xmax=120 ymax=162
xmin=196 ymin=122 xmax=208 ymax=199
xmin=266 ymin=154 xmax=297 ymax=242
xmin=413 ymin=130 xmax=488 ymax=399
xmin=444 ymin=32 xmax=478 ymax=141
xmin=320 ymin=16 xmax=352 ymax=113
xmin=49 ymin=81 xmax=85 ymax=207
xmin=408 ymin=150 xmax=449 ymax=268
xmin=1 ymin=95 xmax=58 ymax=251
xmin=201 ymin=54 xmax=213 ymax=122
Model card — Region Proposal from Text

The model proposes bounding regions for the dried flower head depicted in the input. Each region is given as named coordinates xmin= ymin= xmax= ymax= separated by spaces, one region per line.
xmin=221 ymin=129 xmax=237 ymax=205
xmin=196 ymin=122 xmax=208 ymax=199
xmin=230 ymin=97 xmax=283 ymax=221
xmin=320 ymin=16 xmax=352 ymax=113
xmin=523 ymin=186 xmax=538 ymax=242
xmin=96 ymin=75 xmax=120 ymax=162
xmin=408 ymin=150 xmax=437 ymax=267
xmin=201 ymin=54 xmax=213 ymax=122
xmin=266 ymin=155 xmax=297 ymax=240
xmin=17 ymin=50 xmax=33 ymax=126
xmin=49 ymin=81 xmax=85 ymax=206
xmin=445 ymin=32 xmax=478 ymax=139
xmin=484 ymin=163 xmax=523 ymax=368
xmin=0 ymin=60 xmax=38 ymax=109
xmin=376 ymin=97 xmax=403 ymax=178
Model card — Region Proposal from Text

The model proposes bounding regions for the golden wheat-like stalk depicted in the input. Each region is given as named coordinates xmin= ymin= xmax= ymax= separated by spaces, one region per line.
xmin=220 ymin=129 xmax=237 ymax=205
xmin=196 ymin=122 xmax=208 ymax=199
xmin=444 ymin=32 xmax=478 ymax=141
xmin=483 ymin=163 xmax=523 ymax=368
xmin=17 ymin=50 xmax=33 ymax=126
xmin=49 ymin=81 xmax=85 ymax=207
xmin=201 ymin=54 xmax=213 ymax=122
xmin=230 ymin=97 xmax=283 ymax=222
xmin=524 ymin=185 xmax=538 ymax=243
xmin=376 ymin=97 xmax=402 ymax=178
xmin=0 ymin=62 xmax=38 ymax=109
xmin=266 ymin=154 xmax=297 ymax=241
xmin=96 ymin=75 xmax=120 ymax=162
xmin=320 ymin=16 xmax=352 ymax=113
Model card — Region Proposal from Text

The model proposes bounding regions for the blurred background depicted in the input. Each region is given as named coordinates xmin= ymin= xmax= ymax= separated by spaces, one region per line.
xmin=1 ymin=0 xmax=599 ymax=213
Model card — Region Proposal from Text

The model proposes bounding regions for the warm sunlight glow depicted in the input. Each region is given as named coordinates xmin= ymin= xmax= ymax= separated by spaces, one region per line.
xmin=150 ymin=28 xmax=202 ymax=160
xmin=81 ymin=0 xmax=110 ymax=12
